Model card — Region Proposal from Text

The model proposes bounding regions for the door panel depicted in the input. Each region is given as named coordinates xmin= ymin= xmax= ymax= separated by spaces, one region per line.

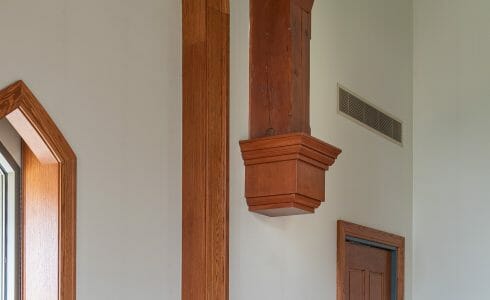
xmin=348 ymin=269 xmax=364 ymax=300
xmin=345 ymin=242 xmax=391 ymax=300
xmin=369 ymin=272 xmax=383 ymax=300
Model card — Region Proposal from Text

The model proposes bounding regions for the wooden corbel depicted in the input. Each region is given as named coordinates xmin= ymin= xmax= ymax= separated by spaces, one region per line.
xmin=240 ymin=0 xmax=341 ymax=217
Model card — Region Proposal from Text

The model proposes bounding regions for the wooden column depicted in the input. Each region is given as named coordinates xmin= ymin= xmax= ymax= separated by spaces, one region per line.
xmin=241 ymin=0 xmax=341 ymax=217
xmin=250 ymin=0 xmax=314 ymax=138
xmin=182 ymin=1 xmax=229 ymax=300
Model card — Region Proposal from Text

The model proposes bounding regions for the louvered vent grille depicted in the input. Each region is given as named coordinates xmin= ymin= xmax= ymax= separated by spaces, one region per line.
xmin=338 ymin=85 xmax=403 ymax=144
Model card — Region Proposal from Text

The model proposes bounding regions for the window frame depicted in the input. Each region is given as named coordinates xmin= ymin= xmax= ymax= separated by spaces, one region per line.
xmin=0 ymin=81 xmax=77 ymax=300
xmin=0 ymin=141 xmax=21 ymax=300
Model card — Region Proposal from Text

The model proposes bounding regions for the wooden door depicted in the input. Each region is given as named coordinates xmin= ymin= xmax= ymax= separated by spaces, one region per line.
xmin=345 ymin=242 xmax=392 ymax=300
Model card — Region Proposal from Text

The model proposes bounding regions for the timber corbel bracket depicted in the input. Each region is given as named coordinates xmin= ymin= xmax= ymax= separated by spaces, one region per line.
xmin=240 ymin=0 xmax=341 ymax=217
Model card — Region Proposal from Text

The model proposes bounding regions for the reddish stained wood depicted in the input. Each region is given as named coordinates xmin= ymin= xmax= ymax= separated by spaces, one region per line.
xmin=244 ymin=0 xmax=342 ymax=216
xmin=250 ymin=0 xmax=314 ymax=138
xmin=182 ymin=0 xmax=229 ymax=299
xmin=0 ymin=81 xmax=77 ymax=300
xmin=345 ymin=243 xmax=391 ymax=299
xmin=337 ymin=221 xmax=405 ymax=300
xmin=240 ymin=133 xmax=341 ymax=216
xmin=293 ymin=0 xmax=314 ymax=11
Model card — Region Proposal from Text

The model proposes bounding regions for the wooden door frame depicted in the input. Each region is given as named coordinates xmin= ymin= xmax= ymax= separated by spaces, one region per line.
xmin=337 ymin=220 xmax=405 ymax=300
xmin=182 ymin=1 xmax=230 ymax=299
xmin=0 ymin=81 xmax=76 ymax=300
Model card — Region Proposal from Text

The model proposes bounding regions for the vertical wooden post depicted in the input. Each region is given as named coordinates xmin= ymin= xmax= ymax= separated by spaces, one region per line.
xmin=182 ymin=0 xmax=229 ymax=299
xmin=241 ymin=0 xmax=341 ymax=217
xmin=250 ymin=0 xmax=314 ymax=138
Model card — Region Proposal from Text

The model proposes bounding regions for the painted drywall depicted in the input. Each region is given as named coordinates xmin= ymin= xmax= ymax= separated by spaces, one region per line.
xmin=231 ymin=0 xmax=413 ymax=299
xmin=413 ymin=1 xmax=490 ymax=299
xmin=0 ymin=0 xmax=182 ymax=299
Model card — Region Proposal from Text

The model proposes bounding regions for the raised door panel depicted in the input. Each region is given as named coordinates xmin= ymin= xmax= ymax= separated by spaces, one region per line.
xmin=347 ymin=269 xmax=364 ymax=300
xmin=345 ymin=242 xmax=391 ymax=300
xmin=369 ymin=272 xmax=383 ymax=300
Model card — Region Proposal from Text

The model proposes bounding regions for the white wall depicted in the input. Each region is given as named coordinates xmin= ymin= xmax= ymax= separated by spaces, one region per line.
xmin=231 ymin=0 xmax=413 ymax=299
xmin=0 ymin=0 xmax=416 ymax=298
xmin=413 ymin=1 xmax=490 ymax=299
xmin=0 ymin=0 xmax=182 ymax=299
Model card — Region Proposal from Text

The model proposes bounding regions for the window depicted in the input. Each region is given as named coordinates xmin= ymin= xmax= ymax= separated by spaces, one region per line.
xmin=0 ymin=142 xmax=20 ymax=300
xmin=0 ymin=81 xmax=77 ymax=299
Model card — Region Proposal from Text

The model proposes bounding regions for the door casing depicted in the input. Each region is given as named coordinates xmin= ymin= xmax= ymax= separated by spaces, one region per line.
xmin=337 ymin=220 xmax=405 ymax=300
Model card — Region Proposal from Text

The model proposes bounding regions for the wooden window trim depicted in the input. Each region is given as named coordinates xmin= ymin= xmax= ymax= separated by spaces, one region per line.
xmin=182 ymin=0 xmax=230 ymax=299
xmin=337 ymin=220 xmax=405 ymax=300
xmin=0 ymin=81 xmax=76 ymax=300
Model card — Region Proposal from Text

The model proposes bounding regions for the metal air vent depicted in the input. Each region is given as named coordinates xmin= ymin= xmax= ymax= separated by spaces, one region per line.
xmin=338 ymin=85 xmax=403 ymax=145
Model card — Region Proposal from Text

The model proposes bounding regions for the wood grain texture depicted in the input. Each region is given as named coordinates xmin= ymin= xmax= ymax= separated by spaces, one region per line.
xmin=249 ymin=0 xmax=314 ymax=138
xmin=22 ymin=144 xmax=59 ymax=300
xmin=244 ymin=0 xmax=342 ymax=216
xmin=240 ymin=133 xmax=341 ymax=216
xmin=338 ymin=221 xmax=405 ymax=300
xmin=345 ymin=243 xmax=391 ymax=300
xmin=0 ymin=81 xmax=77 ymax=300
xmin=182 ymin=0 xmax=229 ymax=299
